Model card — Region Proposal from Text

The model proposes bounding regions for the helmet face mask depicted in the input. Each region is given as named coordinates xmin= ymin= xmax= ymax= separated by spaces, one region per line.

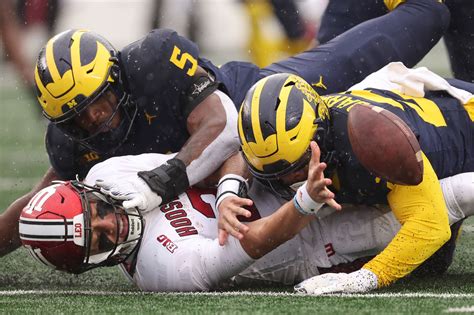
xmin=35 ymin=29 xmax=138 ymax=154
xmin=58 ymin=90 xmax=138 ymax=154
xmin=19 ymin=181 xmax=143 ymax=274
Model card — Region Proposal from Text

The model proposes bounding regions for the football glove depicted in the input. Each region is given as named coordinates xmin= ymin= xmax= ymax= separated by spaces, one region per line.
xmin=95 ymin=176 xmax=162 ymax=213
xmin=294 ymin=268 xmax=378 ymax=295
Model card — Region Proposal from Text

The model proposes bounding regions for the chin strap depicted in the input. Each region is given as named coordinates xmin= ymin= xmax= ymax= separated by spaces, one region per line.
xmin=137 ymin=158 xmax=190 ymax=204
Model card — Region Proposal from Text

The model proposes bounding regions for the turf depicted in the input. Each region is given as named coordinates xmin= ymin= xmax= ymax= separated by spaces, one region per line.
xmin=0 ymin=61 xmax=473 ymax=313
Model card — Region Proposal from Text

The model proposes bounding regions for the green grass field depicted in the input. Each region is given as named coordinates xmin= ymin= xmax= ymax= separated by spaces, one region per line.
xmin=0 ymin=47 xmax=473 ymax=313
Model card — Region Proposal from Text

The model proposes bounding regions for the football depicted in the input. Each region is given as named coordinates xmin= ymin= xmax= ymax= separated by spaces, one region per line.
xmin=347 ymin=104 xmax=423 ymax=185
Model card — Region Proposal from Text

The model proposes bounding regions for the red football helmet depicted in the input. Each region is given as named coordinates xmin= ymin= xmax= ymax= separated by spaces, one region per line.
xmin=19 ymin=181 xmax=143 ymax=274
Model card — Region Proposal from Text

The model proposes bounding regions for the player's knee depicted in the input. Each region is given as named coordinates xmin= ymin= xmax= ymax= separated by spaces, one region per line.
xmin=443 ymin=172 xmax=474 ymax=220
xmin=455 ymin=174 xmax=474 ymax=218
xmin=412 ymin=0 xmax=451 ymax=33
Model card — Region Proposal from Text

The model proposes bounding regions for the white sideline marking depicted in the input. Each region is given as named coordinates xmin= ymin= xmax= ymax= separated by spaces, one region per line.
xmin=462 ymin=225 xmax=474 ymax=233
xmin=445 ymin=306 xmax=474 ymax=313
xmin=0 ymin=290 xmax=472 ymax=298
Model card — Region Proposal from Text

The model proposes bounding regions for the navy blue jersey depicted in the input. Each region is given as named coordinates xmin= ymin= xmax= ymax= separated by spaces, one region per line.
xmin=321 ymin=89 xmax=474 ymax=205
xmin=318 ymin=0 xmax=474 ymax=82
xmin=47 ymin=29 xmax=216 ymax=179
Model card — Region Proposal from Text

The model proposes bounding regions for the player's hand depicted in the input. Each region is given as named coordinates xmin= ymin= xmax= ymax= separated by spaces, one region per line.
xmin=294 ymin=269 xmax=378 ymax=295
xmin=217 ymin=195 xmax=253 ymax=246
xmin=95 ymin=177 xmax=163 ymax=212
xmin=305 ymin=141 xmax=341 ymax=211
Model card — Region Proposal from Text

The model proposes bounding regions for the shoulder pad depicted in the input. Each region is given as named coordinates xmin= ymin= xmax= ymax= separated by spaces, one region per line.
xmin=120 ymin=29 xmax=200 ymax=95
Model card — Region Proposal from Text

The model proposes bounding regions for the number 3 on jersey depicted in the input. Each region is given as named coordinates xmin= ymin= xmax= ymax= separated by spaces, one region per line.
xmin=169 ymin=45 xmax=197 ymax=76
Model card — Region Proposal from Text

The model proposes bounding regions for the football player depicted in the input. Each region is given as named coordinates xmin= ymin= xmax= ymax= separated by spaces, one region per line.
xmin=236 ymin=65 xmax=474 ymax=293
xmin=318 ymin=0 xmax=474 ymax=82
xmin=0 ymin=0 xmax=449 ymax=257
xmin=244 ymin=0 xmax=316 ymax=67
xmin=18 ymin=150 xmax=472 ymax=292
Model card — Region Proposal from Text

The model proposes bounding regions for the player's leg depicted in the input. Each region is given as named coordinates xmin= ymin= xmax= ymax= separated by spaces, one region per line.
xmin=441 ymin=172 xmax=474 ymax=221
xmin=318 ymin=0 xmax=387 ymax=44
xmin=315 ymin=172 xmax=474 ymax=276
xmin=415 ymin=173 xmax=474 ymax=275
xmin=259 ymin=0 xmax=450 ymax=95
xmin=443 ymin=0 xmax=474 ymax=82
xmin=316 ymin=205 xmax=400 ymax=265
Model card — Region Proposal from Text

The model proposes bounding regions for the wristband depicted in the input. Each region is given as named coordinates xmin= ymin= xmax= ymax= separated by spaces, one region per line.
xmin=137 ymin=158 xmax=189 ymax=204
xmin=215 ymin=174 xmax=249 ymax=210
xmin=293 ymin=182 xmax=324 ymax=215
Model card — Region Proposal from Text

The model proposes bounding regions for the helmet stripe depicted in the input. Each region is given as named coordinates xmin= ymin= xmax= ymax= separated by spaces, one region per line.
xmin=46 ymin=33 xmax=62 ymax=83
xmin=19 ymin=218 xmax=71 ymax=224
xmin=250 ymin=76 xmax=269 ymax=151
xmin=52 ymin=29 xmax=78 ymax=77
xmin=70 ymin=31 xmax=84 ymax=83
xmin=19 ymin=218 xmax=74 ymax=241
xmin=275 ymin=76 xmax=294 ymax=150
xmin=19 ymin=234 xmax=73 ymax=241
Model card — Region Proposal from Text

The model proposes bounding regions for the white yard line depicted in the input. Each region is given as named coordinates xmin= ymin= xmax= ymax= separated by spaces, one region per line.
xmin=445 ymin=306 xmax=474 ymax=313
xmin=461 ymin=225 xmax=474 ymax=233
xmin=0 ymin=290 xmax=472 ymax=298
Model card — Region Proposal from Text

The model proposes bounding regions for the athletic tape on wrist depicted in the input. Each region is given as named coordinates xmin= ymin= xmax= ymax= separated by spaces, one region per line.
xmin=215 ymin=174 xmax=249 ymax=210
xmin=293 ymin=182 xmax=324 ymax=215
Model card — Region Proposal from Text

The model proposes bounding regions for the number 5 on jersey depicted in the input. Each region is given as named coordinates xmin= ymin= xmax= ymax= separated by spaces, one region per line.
xmin=169 ymin=45 xmax=197 ymax=76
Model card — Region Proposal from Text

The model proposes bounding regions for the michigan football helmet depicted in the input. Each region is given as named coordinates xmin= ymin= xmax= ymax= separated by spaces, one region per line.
xmin=19 ymin=181 xmax=143 ymax=274
xmin=238 ymin=73 xmax=329 ymax=179
xmin=34 ymin=29 xmax=137 ymax=153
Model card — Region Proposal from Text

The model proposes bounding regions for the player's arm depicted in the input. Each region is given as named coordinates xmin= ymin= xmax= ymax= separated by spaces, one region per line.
xmin=98 ymin=30 xmax=242 ymax=207
xmin=106 ymin=79 xmax=241 ymax=209
xmin=176 ymin=67 xmax=241 ymax=184
xmin=198 ymin=141 xmax=330 ymax=290
xmin=362 ymin=152 xmax=451 ymax=287
xmin=239 ymin=199 xmax=313 ymax=259
xmin=0 ymin=167 xmax=59 ymax=256
xmin=239 ymin=141 xmax=338 ymax=258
